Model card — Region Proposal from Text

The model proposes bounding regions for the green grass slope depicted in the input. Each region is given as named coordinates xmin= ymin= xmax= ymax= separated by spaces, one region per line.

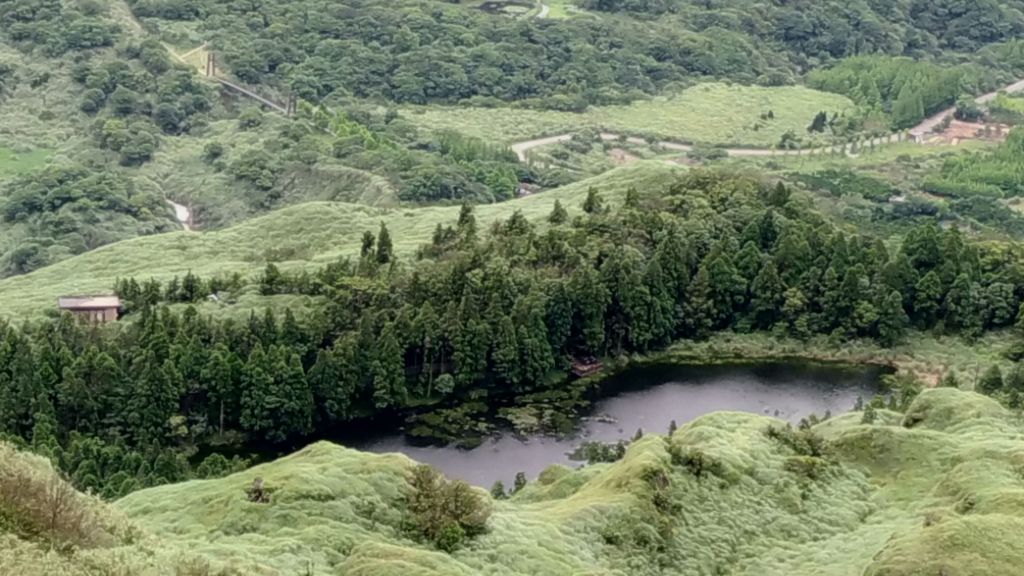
xmin=5 ymin=389 xmax=1024 ymax=575
xmin=117 ymin=389 xmax=1024 ymax=575
xmin=404 ymin=83 xmax=857 ymax=146
xmin=0 ymin=161 xmax=679 ymax=319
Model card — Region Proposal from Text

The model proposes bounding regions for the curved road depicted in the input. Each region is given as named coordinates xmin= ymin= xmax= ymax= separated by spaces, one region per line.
xmin=511 ymin=132 xmax=900 ymax=162
xmin=910 ymin=77 xmax=1024 ymax=138
xmin=536 ymin=2 xmax=550 ymax=18
xmin=511 ymin=77 xmax=1024 ymax=162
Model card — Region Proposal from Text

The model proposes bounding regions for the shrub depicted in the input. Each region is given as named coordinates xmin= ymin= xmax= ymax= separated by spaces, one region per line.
xmin=765 ymin=424 xmax=830 ymax=458
xmin=668 ymin=445 xmax=723 ymax=478
xmin=406 ymin=464 xmax=490 ymax=552
xmin=202 ymin=142 xmax=225 ymax=163
xmin=0 ymin=444 xmax=121 ymax=550
xmin=238 ymin=107 xmax=263 ymax=129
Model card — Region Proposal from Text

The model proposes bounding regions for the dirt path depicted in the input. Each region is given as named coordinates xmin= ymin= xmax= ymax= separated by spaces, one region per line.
xmin=536 ymin=2 xmax=550 ymax=18
xmin=166 ymin=200 xmax=192 ymax=232
xmin=910 ymin=79 xmax=1024 ymax=138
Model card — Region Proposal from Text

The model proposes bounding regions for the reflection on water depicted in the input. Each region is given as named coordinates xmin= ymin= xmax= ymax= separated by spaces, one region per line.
xmin=356 ymin=363 xmax=883 ymax=487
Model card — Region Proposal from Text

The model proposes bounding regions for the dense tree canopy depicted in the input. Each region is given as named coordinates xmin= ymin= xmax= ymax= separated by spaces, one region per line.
xmin=2 ymin=169 xmax=1024 ymax=498
xmin=0 ymin=165 xmax=172 ymax=275
xmin=123 ymin=0 xmax=1024 ymax=107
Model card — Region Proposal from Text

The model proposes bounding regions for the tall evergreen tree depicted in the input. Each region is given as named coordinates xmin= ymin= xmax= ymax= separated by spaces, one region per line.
xmin=457 ymin=203 xmax=477 ymax=242
xmin=549 ymin=199 xmax=568 ymax=224
xmin=377 ymin=222 xmax=394 ymax=264
xmin=277 ymin=352 xmax=314 ymax=439
xmin=240 ymin=344 xmax=277 ymax=440
xmin=877 ymin=290 xmax=909 ymax=347
xmin=202 ymin=345 xmax=239 ymax=435
xmin=892 ymin=83 xmax=925 ymax=128
xmin=568 ymin=266 xmax=610 ymax=354
xmin=360 ymin=230 xmax=376 ymax=259
xmin=127 ymin=352 xmax=180 ymax=445
xmin=372 ymin=324 xmax=406 ymax=409
xmin=913 ymin=270 xmax=943 ymax=328
xmin=515 ymin=298 xmax=555 ymax=386
xmin=582 ymin=187 xmax=604 ymax=214
xmin=750 ymin=259 xmax=785 ymax=329
xmin=491 ymin=315 xmax=520 ymax=386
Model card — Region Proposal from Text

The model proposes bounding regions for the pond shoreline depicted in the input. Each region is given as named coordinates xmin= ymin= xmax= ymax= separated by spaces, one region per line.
xmin=202 ymin=331 xmax=970 ymax=483
xmin=357 ymin=360 xmax=883 ymax=486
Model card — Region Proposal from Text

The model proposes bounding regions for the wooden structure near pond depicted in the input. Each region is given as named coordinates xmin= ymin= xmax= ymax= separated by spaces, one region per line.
xmin=571 ymin=358 xmax=604 ymax=378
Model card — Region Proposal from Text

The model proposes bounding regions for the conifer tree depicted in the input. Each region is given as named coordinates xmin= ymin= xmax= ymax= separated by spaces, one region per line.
xmin=549 ymin=199 xmax=568 ymax=224
xmin=377 ymin=222 xmax=393 ymax=264
xmin=751 ymin=260 xmax=785 ymax=329
xmin=360 ymin=230 xmax=375 ymax=259
xmin=491 ymin=315 xmax=520 ymax=385
xmin=877 ymin=290 xmax=909 ymax=347
xmin=582 ymin=187 xmax=604 ymax=214
xmin=202 ymin=345 xmax=238 ymax=435
xmin=240 ymin=344 xmax=276 ymax=439
xmin=372 ymin=324 xmax=406 ymax=409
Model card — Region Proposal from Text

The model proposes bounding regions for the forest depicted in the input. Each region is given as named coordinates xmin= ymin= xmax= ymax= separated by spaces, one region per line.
xmin=6 ymin=0 xmax=1024 ymax=279
xmin=128 ymin=0 xmax=1024 ymax=107
xmin=3 ymin=170 xmax=1024 ymax=496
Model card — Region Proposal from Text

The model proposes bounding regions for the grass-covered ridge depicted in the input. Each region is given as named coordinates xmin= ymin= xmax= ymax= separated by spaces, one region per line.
xmin=0 ymin=161 xmax=679 ymax=319
xmin=404 ymin=83 xmax=857 ymax=146
xmin=5 ymin=388 xmax=1024 ymax=575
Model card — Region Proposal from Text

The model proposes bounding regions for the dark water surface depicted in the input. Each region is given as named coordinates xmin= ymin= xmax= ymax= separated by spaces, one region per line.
xmin=355 ymin=362 xmax=883 ymax=487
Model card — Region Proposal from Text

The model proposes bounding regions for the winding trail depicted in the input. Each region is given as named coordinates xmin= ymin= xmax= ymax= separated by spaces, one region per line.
xmin=910 ymin=78 xmax=1024 ymax=138
xmin=536 ymin=2 xmax=550 ymax=18
xmin=511 ymin=77 xmax=1024 ymax=162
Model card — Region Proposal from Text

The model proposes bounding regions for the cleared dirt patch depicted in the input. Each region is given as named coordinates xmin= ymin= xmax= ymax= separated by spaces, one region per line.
xmin=925 ymin=120 xmax=1011 ymax=145
xmin=608 ymin=148 xmax=639 ymax=165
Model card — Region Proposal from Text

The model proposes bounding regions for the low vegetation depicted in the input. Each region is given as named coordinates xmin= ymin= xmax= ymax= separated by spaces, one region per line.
xmin=4 ymin=388 xmax=1024 ymax=574
xmin=405 ymin=83 xmax=857 ymax=146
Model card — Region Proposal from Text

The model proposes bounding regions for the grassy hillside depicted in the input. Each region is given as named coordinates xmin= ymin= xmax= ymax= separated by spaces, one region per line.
xmin=404 ymin=83 xmax=857 ymax=146
xmin=0 ymin=161 xmax=679 ymax=319
xmin=5 ymin=388 xmax=1024 ymax=575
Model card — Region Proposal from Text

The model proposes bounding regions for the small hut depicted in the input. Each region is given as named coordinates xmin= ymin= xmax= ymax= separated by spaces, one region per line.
xmin=57 ymin=295 xmax=121 ymax=323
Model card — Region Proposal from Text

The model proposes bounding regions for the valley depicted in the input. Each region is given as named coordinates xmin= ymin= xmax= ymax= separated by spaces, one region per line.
xmin=4 ymin=0 xmax=1024 ymax=574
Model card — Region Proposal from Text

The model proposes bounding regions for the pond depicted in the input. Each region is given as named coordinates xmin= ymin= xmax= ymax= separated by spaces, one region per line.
xmin=355 ymin=362 xmax=885 ymax=487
